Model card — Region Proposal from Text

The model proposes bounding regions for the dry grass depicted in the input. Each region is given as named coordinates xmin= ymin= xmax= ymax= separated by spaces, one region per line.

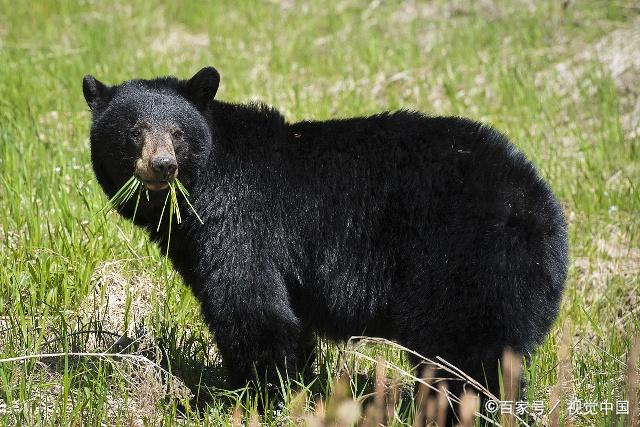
xmin=224 ymin=339 xmax=531 ymax=426
xmin=549 ymin=324 xmax=573 ymax=427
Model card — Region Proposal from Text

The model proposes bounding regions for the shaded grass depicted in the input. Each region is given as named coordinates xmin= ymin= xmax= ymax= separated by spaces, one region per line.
xmin=0 ymin=0 xmax=638 ymax=425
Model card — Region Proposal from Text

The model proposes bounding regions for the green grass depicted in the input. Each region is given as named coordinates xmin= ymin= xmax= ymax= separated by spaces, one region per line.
xmin=0 ymin=0 xmax=638 ymax=425
xmin=101 ymin=175 xmax=203 ymax=256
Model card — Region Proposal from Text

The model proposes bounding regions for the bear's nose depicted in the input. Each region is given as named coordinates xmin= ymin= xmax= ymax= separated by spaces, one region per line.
xmin=151 ymin=156 xmax=178 ymax=179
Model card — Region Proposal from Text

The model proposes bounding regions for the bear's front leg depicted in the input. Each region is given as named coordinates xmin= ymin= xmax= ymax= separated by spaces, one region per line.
xmin=198 ymin=274 xmax=303 ymax=390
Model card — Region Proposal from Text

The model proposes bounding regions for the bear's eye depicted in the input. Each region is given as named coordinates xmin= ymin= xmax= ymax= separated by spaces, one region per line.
xmin=130 ymin=129 xmax=141 ymax=138
xmin=172 ymin=129 xmax=184 ymax=139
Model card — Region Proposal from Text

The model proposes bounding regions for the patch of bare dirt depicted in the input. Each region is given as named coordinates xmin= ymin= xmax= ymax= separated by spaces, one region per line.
xmin=389 ymin=0 xmax=525 ymax=24
xmin=574 ymin=224 xmax=640 ymax=318
xmin=584 ymin=17 xmax=640 ymax=139
xmin=80 ymin=260 xmax=160 ymax=351
xmin=149 ymin=24 xmax=209 ymax=59
xmin=538 ymin=17 xmax=640 ymax=139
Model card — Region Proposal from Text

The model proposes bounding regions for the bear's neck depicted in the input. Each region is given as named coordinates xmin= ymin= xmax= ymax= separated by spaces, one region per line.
xmin=207 ymin=100 xmax=289 ymax=155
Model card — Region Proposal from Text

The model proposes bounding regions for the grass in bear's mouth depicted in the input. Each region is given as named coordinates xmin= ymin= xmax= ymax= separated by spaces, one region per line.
xmin=103 ymin=176 xmax=203 ymax=254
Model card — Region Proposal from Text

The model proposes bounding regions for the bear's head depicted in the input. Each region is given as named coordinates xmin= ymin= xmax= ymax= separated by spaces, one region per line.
xmin=83 ymin=67 xmax=219 ymax=204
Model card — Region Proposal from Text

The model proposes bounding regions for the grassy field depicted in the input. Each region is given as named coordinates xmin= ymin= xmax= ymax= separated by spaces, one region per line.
xmin=0 ymin=0 xmax=639 ymax=425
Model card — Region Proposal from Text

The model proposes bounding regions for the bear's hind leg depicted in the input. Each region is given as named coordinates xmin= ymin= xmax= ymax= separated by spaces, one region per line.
xmin=410 ymin=351 xmax=519 ymax=426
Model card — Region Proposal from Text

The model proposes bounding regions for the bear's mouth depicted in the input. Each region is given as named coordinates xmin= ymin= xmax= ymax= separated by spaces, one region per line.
xmin=137 ymin=177 xmax=171 ymax=192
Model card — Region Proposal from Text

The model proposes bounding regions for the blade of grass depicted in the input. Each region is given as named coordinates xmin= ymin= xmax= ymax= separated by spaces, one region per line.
xmin=156 ymin=189 xmax=171 ymax=232
xmin=175 ymin=179 xmax=204 ymax=224
xmin=166 ymin=188 xmax=173 ymax=257
xmin=132 ymin=186 xmax=142 ymax=222
xmin=96 ymin=176 xmax=141 ymax=217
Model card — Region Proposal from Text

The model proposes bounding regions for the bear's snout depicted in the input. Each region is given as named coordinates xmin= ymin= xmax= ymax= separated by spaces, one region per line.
xmin=135 ymin=130 xmax=178 ymax=191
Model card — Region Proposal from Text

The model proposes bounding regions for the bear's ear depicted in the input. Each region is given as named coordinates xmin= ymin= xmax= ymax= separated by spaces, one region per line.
xmin=183 ymin=66 xmax=220 ymax=110
xmin=83 ymin=75 xmax=110 ymax=110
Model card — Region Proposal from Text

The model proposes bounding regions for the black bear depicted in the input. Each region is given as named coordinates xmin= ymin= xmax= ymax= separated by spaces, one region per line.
xmin=83 ymin=66 xmax=568 ymax=409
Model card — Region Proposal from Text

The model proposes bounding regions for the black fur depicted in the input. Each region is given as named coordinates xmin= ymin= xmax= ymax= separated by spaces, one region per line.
xmin=83 ymin=67 xmax=568 ymax=405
